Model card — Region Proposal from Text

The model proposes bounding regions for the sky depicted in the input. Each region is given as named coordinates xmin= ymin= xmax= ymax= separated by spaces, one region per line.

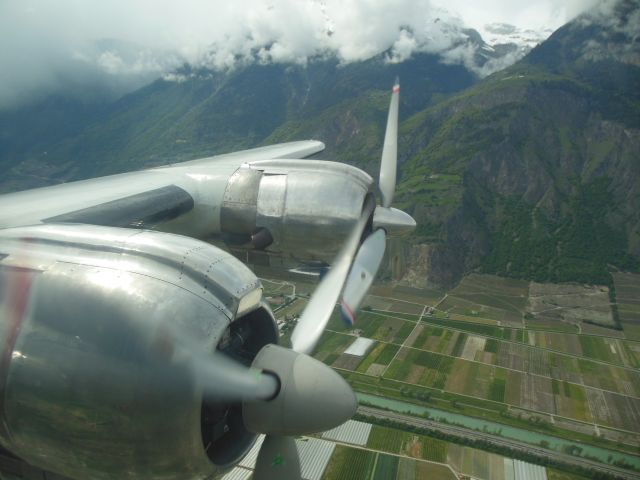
xmin=0 ymin=0 xmax=604 ymax=110
xmin=432 ymin=0 xmax=600 ymax=33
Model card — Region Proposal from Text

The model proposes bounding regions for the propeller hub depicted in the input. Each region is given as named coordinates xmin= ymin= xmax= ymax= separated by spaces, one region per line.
xmin=373 ymin=206 xmax=416 ymax=237
xmin=243 ymin=344 xmax=357 ymax=436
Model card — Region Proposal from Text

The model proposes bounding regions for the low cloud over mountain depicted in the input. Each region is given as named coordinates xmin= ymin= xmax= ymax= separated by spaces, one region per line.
xmin=0 ymin=0 xmax=601 ymax=109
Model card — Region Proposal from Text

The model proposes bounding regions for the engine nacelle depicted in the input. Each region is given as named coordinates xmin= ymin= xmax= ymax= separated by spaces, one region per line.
xmin=0 ymin=224 xmax=277 ymax=480
xmin=220 ymin=160 xmax=374 ymax=261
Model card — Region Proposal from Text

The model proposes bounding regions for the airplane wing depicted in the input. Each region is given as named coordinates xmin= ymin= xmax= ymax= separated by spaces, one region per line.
xmin=0 ymin=82 xmax=416 ymax=480
xmin=0 ymin=136 xmax=396 ymax=267
xmin=0 ymin=140 xmax=325 ymax=234
xmin=173 ymin=140 xmax=325 ymax=166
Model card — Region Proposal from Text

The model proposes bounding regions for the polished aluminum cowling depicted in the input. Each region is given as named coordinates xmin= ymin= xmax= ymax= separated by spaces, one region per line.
xmin=220 ymin=160 xmax=374 ymax=262
xmin=0 ymin=224 xmax=277 ymax=480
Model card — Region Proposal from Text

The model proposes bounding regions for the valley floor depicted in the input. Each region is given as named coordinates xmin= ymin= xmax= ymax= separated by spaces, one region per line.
xmin=232 ymin=272 xmax=640 ymax=479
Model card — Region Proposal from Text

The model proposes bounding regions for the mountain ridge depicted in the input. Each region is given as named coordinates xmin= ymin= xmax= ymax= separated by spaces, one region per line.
xmin=0 ymin=51 xmax=476 ymax=191
xmin=389 ymin=0 xmax=640 ymax=287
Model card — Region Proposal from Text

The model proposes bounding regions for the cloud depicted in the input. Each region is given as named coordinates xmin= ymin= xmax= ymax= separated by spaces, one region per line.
xmin=0 ymin=0 xmax=604 ymax=109
xmin=432 ymin=0 xmax=601 ymax=33
xmin=575 ymin=0 xmax=640 ymax=66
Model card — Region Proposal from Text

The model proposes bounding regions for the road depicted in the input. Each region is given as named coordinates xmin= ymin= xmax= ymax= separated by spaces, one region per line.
xmin=358 ymin=406 xmax=640 ymax=480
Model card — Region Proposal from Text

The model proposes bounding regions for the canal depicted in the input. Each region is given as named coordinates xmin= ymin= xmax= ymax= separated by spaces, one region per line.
xmin=357 ymin=392 xmax=640 ymax=470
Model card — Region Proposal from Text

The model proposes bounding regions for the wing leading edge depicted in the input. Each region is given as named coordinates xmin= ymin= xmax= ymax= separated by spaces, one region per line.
xmin=0 ymin=140 xmax=325 ymax=232
xmin=168 ymin=140 xmax=325 ymax=168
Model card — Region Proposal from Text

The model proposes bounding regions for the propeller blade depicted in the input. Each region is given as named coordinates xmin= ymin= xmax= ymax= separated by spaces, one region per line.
xmin=253 ymin=435 xmax=300 ymax=480
xmin=152 ymin=324 xmax=279 ymax=403
xmin=340 ymin=229 xmax=386 ymax=325
xmin=379 ymin=78 xmax=400 ymax=208
xmin=290 ymin=195 xmax=376 ymax=355
xmin=373 ymin=205 xmax=416 ymax=237
xmin=190 ymin=348 xmax=278 ymax=402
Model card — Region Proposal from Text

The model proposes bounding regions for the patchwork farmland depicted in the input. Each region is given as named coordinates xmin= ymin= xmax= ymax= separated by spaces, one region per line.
xmin=614 ymin=272 xmax=640 ymax=341
xmin=223 ymin=420 xmax=596 ymax=479
xmin=263 ymin=273 xmax=640 ymax=477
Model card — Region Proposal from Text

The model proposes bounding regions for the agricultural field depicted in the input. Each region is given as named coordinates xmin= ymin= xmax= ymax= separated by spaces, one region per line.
xmin=366 ymin=426 xmax=448 ymax=463
xmin=321 ymin=445 xmax=455 ymax=480
xmin=319 ymin=422 xmax=564 ymax=480
xmin=370 ymin=284 xmax=443 ymax=306
xmin=445 ymin=274 xmax=529 ymax=327
xmin=228 ymin=421 xmax=594 ymax=480
xmin=530 ymin=331 xmax=639 ymax=367
xmin=367 ymin=425 xmax=407 ymax=454
xmin=395 ymin=459 xmax=455 ymax=480
xmin=260 ymin=277 xmax=295 ymax=296
xmin=384 ymin=338 xmax=640 ymax=429
xmin=326 ymin=310 xmax=416 ymax=344
xmin=329 ymin=425 xmax=559 ymax=480
xmin=312 ymin=307 xmax=640 ymax=431
xmin=406 ymin=325 xmax=467 ymax=355
xmin=262 ymin=271 xmax=640 ymax=470
xmin=273 ymin=297 xmax=308 ymax=319
xmin=421 ymin=317 xmax=525 ymax=342
xmin=355 ymin=342 xmax=399 ymax=375
xmin=527 ymin=282 xmax=615 ymax=330
xmin=314 ymin=331 xmax=356 ymax=365
xmin=546 ymin=470 xmax=592 ymax=480
xmin=385 ymin=349 xmax=455 ymax=389
xmin=343 ymin=310 xmax=640 ymax=392
xmin=613 ymin=272 xmax=640 ymax=341
xmin=447 ymin=444 xmax=516 ymax=480
xmin=322 ymin=446 xmax=376 ymax=480
xmin=363 ymin=295 xmax=426 ymax=315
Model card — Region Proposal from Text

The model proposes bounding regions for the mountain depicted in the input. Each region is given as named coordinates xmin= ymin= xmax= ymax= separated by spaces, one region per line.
xmin=0 ymin=52 xmax=476 ymax=193
xmin=388 ymin=0 xmax=640 ymax=287
xmin=0 ymin=18 xmax=536 ymax=193
xmin=0 ymin=1 xmax=638 ymax=289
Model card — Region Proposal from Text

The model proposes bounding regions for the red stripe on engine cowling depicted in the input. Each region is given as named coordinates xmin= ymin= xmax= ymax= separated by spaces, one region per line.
xmin=0 ymin=268 xmax=33 ymax=378
xmin=0 ymin=247 xmax=35 ymax=440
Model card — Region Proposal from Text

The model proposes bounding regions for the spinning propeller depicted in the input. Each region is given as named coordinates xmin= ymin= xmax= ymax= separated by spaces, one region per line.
xmin=192 ymin=79 xmax=415 ymax=480
xmin=243 ymin=200 xmax=380 ymax=480
xmin=341 ymin=78 xmax=415 ymax=325
xmin=188 ymin=200 xmax=372 ymax=480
